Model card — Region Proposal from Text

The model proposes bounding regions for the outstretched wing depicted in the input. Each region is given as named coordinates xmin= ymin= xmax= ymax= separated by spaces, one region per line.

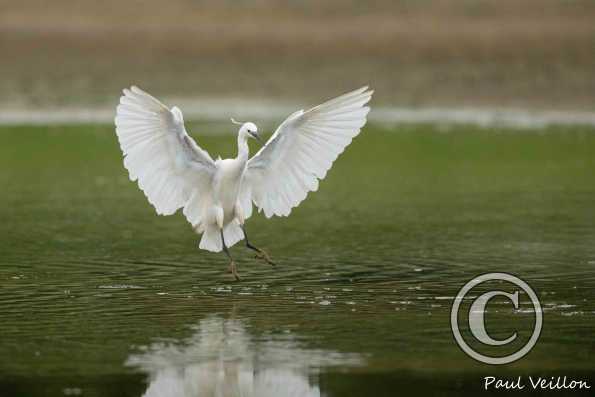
xmin=244 ymin=86 xmax=373 ymax=218
xmin=115 ymin=86 xmax=216 ymax=219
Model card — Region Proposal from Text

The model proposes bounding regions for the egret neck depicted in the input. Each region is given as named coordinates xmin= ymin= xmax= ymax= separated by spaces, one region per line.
xmin=237 ymin=128 xmax=250 ymax=162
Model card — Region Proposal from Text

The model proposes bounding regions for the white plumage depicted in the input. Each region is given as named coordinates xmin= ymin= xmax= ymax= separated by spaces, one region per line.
xmin=115 ymin=86 xmax=372 ymax=276
xmin=245 ymin=86 xmax=372 ymax=218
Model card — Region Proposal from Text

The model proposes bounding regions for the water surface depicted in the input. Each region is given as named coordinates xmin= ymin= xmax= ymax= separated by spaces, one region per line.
xmin=1 ymin=124 xmax=594 ymax=396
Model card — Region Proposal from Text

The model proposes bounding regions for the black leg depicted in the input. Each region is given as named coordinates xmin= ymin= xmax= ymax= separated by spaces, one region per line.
xmin=221 ymin=229 xmax=240 ymax=281
xmin=241 ymin=225 xmax=276 ymax=266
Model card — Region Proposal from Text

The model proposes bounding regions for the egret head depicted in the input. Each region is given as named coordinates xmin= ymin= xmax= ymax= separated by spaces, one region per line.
xmin=231 ymin=118 xmax=261 ymax=142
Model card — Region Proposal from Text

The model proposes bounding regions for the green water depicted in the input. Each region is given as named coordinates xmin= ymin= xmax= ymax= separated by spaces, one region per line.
xmin=1 ymin=124 xmax=594 ymax=396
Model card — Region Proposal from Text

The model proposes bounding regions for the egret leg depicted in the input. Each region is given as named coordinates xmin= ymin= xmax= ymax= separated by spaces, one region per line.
xmin=221 ymin=229 xmax=240 ymax=281
xmin=241 ymin=225 xmax=276 ymax=266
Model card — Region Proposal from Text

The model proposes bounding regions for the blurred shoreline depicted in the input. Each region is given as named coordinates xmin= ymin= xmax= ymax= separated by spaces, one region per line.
xmin=2 ymin=100 xmax=595 ymax=129
xmin=1 ymin=0 xmax=594 ymax=111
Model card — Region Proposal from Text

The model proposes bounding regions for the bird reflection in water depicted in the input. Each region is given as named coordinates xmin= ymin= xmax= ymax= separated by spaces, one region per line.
xmin=126 ymin=317 xmax=363 ymax=397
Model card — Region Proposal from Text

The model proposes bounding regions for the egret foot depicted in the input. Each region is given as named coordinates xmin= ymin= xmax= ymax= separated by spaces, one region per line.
xmin=220 ymin=229 xmax=240 ymax=281
xmin=253 ymin=248 xmax=276 ymax=266
xmin=228 ymin=261 xmax=241 ymax=281
xmin=241 ymin=225 xmax=276 ymax=266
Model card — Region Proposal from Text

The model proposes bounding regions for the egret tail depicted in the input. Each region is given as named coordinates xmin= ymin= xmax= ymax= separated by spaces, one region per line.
xmin=199 ymin=221 xmax=244 ymax=252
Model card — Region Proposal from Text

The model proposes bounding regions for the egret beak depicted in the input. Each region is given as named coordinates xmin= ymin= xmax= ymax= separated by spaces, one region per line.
xmin=252 ymin=133 xmax=263 ymax=144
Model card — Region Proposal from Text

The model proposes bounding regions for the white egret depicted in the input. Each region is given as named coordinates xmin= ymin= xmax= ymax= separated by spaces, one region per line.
xmin=115 ymin=86 xmax=373 ymax=280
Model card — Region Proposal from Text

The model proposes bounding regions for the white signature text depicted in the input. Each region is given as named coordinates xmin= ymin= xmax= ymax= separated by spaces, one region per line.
xmin=484 ymin=376 xmax=591 ymax=391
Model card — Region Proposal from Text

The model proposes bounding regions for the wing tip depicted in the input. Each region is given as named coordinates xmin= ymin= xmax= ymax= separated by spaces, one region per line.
xmin=130 ymin=85 xmax=144 ymax=95
xmin=355 ymin=85 xmax=374 ymax=95
xmin=360 ymin=87 xmax=374 ymax=98
xmin=121 ymin=85 xmax=145 ymax=98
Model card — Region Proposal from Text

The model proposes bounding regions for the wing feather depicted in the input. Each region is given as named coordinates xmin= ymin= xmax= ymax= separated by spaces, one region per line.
xmin=244 ymin=87 xmax=373 ymax=218
xmin=115 ymin=86 xmax=216 ymax=220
